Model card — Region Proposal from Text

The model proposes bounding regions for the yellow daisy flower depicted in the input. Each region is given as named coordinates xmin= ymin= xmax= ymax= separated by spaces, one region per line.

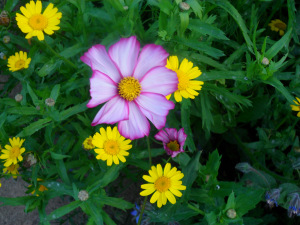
xmin=291 ymin=97 xmax=300 ymax=117
xmin=3 ymin=164 xmax=20 ymax=179
xmin=82 ymin=136 xmax=95 ymax=150
xmin=7 ymin=51 xmax=31 ymax=72
xmin=268 ymin=19 xmax=286 ymax=36
xmin=0 ymin=137 xmax=26 ymax=167
xmin=166 ymin=56 xmax=204 ymax=102
xmin=16 ymin=0 xmax=62 ymax=41
xmin=92 ymin=126 xmax=132 ymax=166
xmin=140 ymin=163 xmax=186 ymax=208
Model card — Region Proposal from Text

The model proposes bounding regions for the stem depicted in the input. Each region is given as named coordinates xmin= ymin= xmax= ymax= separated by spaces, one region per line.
xmin=42 ymin=41 xmax=77 ymax=70
xmin=187 ymin=203 xmax=205 ymax=216
xmin=166 ymin=157 xmax=172 ymax=164
xmin=137 ymin=136 xmax=152 ymax=225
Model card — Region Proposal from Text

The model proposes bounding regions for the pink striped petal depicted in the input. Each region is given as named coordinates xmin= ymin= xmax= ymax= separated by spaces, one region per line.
xmin=87 ymin=71 xmax=118 ymax=108
xmin=165 ymin=128 xmax=178 ymax=141
xmin=91 ymin=96 xmax=129 ymax=126
xmin=178 ymin=128 xmax=187 ymax=145
xmin=155 ymin=130 xmax=170 ymax=143
xmin=133 ymin=44 xmax=169 ymax=80
xmin=136 ymin=93 xmax=175 ymax=129
xmin=118 ymin=102 xmax=150 ymax=140
xmin=140 ymin=67 xmax=178 ymax=96
xmin=108 ymin=36 xmax=140 ymax=77
xmin=80 ymin=44 xmax=121 ymax=83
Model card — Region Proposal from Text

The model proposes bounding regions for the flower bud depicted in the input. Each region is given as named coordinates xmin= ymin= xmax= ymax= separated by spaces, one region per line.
xmin=226 ymin=209 xmax=237 ymax=219
xmin=45 ymin=98 xmax=55 ymax=107
xmin=0 ymin=52 xmax=6 ymax=60
xmin=23 ymin=153 xmax=37 ymax=168
xmin=265 ymin=189 xmax=280 ymax=208
xmin=3 ymin=35 xmax=10 ymax=44
xmin=179 ymin=2 xmax=190 ymax=11
xmin=0 ymin=11 xmax=10 ymax=26
xmin=235 ymin=162 xmax=253 ymax=173
xmin=262 ymin=57 xmax=269 ymax=65
xmin=78 ymin=190 xmax=89 ymax=201
xmin=36 ymin=105 xmax=40 ymax=110
xmin=15 ymin=94 xmax=23 ymax=102
xmin=123 ymin=6 xmax=129 ymax=10
xmin=288 ymin=193 xmax=300 ymax=217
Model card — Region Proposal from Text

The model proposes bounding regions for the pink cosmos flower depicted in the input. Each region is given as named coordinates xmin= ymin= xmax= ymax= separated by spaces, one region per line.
xmin=81 ymin=36 xmax=178 ymax=140
xmin=154 ymin=128 xmax=187 ymax=157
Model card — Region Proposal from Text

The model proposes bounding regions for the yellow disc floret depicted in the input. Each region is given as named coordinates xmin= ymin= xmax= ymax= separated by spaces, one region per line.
xmin=118 ymin=77 xmax=141 ymax=101
xmin=167 ymin=140 xmax=180 ymax=152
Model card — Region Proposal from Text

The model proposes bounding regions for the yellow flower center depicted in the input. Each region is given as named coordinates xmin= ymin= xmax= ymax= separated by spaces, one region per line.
xmin=10 ymin=146 xmax=20 ymax=158
xmin=15 ymin=60 xmax=25 ymax=69
xmin=155 ymin=176 xmax=171 ymax=192
xmin=118 ymin=77 xmax=141 ymax=101
xmin=7 ymin=164 xmax=16 ymax=172
xmin=103 ymin=140 xmax=120 ymax=155
xmin=177 ymin=70 xmax=190 ymax=91
xmin=274 ymin=22 xmax=286 ymax=30
xmin=167 ymin=140 xmax=180 ymax=152
xmin=29 ymin=14 xmax=48 ymax=30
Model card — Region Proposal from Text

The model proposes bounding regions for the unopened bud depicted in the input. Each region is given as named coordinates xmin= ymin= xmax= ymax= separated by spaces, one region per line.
xmin=3 ymin=35 xmax=10 ymax=44
xmin=36 ymin=105 xmax=40 ymax=110
xmin=45 ymin=98 xmax=55 ymax=107
xmin=78 ymin=190 xmax=89 ymax=201
xmin=23 ymin=153 xmax=37 ymax=168
xmin=123 ymin=6 xmax=129 ymax=10
xmin=179 ymin=2 xmax=190 ymax=11
xmin=0 ymin=52 xmax=6 ymax=60
xmin=205 ymin=175 xmax=210 ymax=182
xmin=294 ymin=147 xmax=300 ymax=153
xmin=262 ymin=57 xmax=269 ymax=65
xmin=0 ymin=11 xmax=10 ymax=26
xmin=235 ymin=162 xmax=253 ymax=173
xmin=226 ymin=209 xmax=237 ymax=219
xmin=15 ymin=94 xmax=23 ymax=102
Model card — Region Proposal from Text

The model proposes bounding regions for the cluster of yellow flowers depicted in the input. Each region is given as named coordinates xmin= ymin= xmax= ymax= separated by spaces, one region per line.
xmin=6 ymin=0 xmax=62 ymax=72
xmin=0 ymin=137 xmax=25 ymax=181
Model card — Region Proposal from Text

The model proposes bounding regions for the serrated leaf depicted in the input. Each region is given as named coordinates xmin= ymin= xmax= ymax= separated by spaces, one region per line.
xmin=17 ymin=118 xmax=52 ymax=137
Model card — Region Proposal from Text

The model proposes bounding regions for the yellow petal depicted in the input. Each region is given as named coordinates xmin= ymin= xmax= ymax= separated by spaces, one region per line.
xmin=165 ymin=191 xmax=176 ymax=204
xmin=150 ymin=191 xmax=160 ymax=203
xmin=164 ymin=163 xmax=171 ymax=176
xmin=174 ymin=91 xmax=182 ymax=102
xmin=156 ymin=164 xmax=163 ymax=177
xmin=140 ymin=188 xmax=155 ymax=196
xmin=141 ymin=184 xmax=155 ymax=190
xmin=112 ymin=155 xmax=119 ymax=165
xmin=161 ymin=192 xmax=167 ymax=205
xmin=169 ymin=187 xmax=183 ymax=197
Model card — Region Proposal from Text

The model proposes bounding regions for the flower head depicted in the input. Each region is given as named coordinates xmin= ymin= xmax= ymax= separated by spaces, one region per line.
xmin=16 ymin=0 xmax=62 ymax=41
xmin=288 ymin=193 xmax=300 ymax=217
xmin=140 ymin=163 xmax=186 ymax=208
xmin=268 ymin=19 xmax=286 ymax=36
xmin=155 ymin=128 xmax=187 ymax=157
xmin=78 ymin=190 xmax=89 ymax=201
xmin=265 ymin=188 xmax=280 ymax=208
xmin=92 ymin=126 xmax=132 ymax=166
xmin=7 ymin=51 xmax=31 ymax=72
xmin=0 ymin=137 xmax=25 ymax=167
xmin=82 ymin=136 xmax=94 ymax=150
xmin=291 ymin=97 xmax=300 ymax=117
xmin=166 ymin=56 xmax=203 ymax=102
xmin=81 ymin=36 xmax=178 ymax=140
xmin=3 ymin=163 xmax=20 ymax=179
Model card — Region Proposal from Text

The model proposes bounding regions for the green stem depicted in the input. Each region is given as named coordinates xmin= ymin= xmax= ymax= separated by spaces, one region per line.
xmin=187 ymin=203 xmax=205 ymax=216
xmin=166 ymin=156 xmax=172 ymax=164
xmin=43 ymin=41 xmax=77 ymax=70
xmin=137 ymin=136 xmax=152 ymax=225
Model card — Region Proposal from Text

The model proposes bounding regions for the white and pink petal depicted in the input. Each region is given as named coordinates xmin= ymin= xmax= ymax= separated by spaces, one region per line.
xmin=133 ymin=44 xmax=169 ymax=80
xmin=108 ymin=36 xmax=140 ymax=77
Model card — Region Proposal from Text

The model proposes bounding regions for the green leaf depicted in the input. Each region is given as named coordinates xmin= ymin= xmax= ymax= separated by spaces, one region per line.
xmin=50 ymin=152 xmax=71 ymax=160
xmin=235 ymin=189 xmax=264 ymax=216
xmin=199 ymin=71 xmax=246 ymax=81
xmin=95 ymin=195 xmax=134 ymax=211
xmin=59 ymin=101 xmax=88 ymax=121
xmin=224 ymin=192 xmax=236 ymax=211
xmin=102 ymin=211 xmax=117 ymax=225
xmin=45 ymin=201 xmax=82 ymax=221
xmin=26 ymin=83 xmax=39 ymax=106
xmin=188 ymin=19 xmax=229 ymax=40
xmin=262 ymin=77 xmax=294 ymax=103
xmin=179 ymin=12 xmax=189 ymax=34
xmin=7 ymin=107 xmax=39 ymax=115
xmin=37 ymin=59 xmax=62 ymax=77
xmin=17 ymin=118 xmax=52 ymax=137
xmin=265 ymin=29 xmax=292 ymax=60
xmin=205 ymin=0 xmax=253 ymax=53
xmin=191 ymin=53 xmax=227 ymax=71
xmin=4 ymin=0 xmax=19 ymax=11
xmin=0 ymin=196 xmax=33 ymax=206
xmin=186 ymin=0 xmax=203 ymax=18
xmin=50 ymin=84 xmax=60 ymax=101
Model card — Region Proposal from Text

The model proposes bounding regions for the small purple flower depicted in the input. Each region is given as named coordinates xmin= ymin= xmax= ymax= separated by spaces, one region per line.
xmin=288 ymin=193 xmax=300 ymax=217
xmin=154 ymin=128 xmax=187 ymax=157
xmin=265 ymin=189 xmax=280 ymax=208
xmin=131 ymin=203 xmax=141 ymax=224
